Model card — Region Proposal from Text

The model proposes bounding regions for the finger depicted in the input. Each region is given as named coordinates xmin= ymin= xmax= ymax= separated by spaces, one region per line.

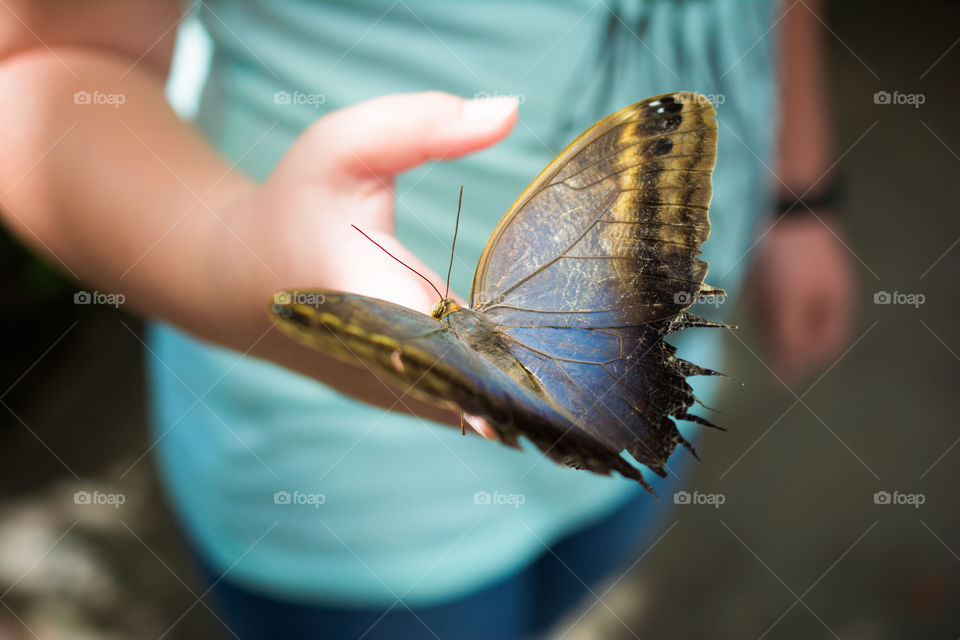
xmin=801 ymin=291 xmax=832 ymax=365
xmin=464 ymin=412 xmax=498 ymax=441
xmin=770 ymin=293 xmax=805 ymax=382
xmin=311 ymin=92 xmax=518 ymax=178
xmin=808 ymin=288 xmax=852 ymax=367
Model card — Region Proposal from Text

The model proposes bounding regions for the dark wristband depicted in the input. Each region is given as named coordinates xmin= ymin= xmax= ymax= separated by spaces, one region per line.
xmin=775 ymin=177 xmax=841 ymax=216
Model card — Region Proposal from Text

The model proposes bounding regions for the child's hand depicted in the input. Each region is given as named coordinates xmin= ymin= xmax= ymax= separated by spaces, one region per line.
xmin=0 ymin=46 xmax=515 ymax=434
xmin=217 ymin=92 xmax=517 ymax=437
xmin=746 ymin=215 xmax=856 ymax=384
xmin=222 ymin=92 xmax=518 ymax=316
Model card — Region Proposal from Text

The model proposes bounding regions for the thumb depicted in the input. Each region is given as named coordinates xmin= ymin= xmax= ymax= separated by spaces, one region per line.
xmin=310 ymin=92 xmax=518 ymax=179
xmin=770 ymin=293 xmax=805 ymax=382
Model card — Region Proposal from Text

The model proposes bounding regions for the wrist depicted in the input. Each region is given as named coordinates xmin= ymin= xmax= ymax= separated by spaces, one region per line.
xmin=201 ymin=178 xmax=275 ymax=342
xmin=774 ymin=174 xmax=842 ymax=218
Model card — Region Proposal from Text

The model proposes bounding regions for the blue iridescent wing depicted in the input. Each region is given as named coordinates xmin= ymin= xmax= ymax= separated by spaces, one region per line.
xmin=470 ymin=92 xmax=725 ymax=478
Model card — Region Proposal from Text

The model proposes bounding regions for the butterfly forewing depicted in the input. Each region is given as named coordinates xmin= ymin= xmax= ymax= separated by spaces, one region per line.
xmin=471 ymin=93 xmax=716 ymax=327
xmin=469 ymin=92 xmax=723 ymax=477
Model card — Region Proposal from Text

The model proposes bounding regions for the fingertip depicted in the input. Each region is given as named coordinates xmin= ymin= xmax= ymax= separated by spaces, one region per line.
xmin=433 ymin=96 xmax=518 ymax=158
xmin=464 ymin=413 xmax=498 ymax=441
xmin=461 ymin=95 xmax=519 ymax=125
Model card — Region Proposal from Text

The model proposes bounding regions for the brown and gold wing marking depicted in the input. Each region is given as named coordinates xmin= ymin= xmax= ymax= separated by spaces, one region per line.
xmin=273 ymin=292 xmax=483 ymax=411
xmin=471 ymin=92 xmax=719 ymax=328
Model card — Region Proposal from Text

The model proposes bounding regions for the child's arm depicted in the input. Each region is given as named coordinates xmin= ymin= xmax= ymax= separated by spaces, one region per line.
xmin=747 ymin=0 xmax=855 ymax=383
xmin=0 ymin=3 xmax=515 ymax=431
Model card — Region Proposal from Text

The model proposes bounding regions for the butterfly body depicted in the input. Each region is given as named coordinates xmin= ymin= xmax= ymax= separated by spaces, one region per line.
xmin=272 ymin=92 xmax=725 ymax=489
xmin=442 ymin=304 xmax=549 ymax=399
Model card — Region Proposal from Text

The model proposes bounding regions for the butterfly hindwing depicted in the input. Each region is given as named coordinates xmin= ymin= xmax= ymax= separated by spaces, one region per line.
xmin=273 ymin=292 xmax=496 ymax=411
xmin=273 ymin=291 xmax=654 ymax=487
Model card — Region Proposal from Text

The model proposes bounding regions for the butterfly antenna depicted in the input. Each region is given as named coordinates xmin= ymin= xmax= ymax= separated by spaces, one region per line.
xmin=350 ymin=225 xmax=444 ymax=300
xmin=444 ymin=186 xmax=463 ymax=300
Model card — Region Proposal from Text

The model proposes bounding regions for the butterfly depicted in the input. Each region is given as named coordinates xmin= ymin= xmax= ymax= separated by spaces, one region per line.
xmin=271 ymin=92 xmax=727 ymax=491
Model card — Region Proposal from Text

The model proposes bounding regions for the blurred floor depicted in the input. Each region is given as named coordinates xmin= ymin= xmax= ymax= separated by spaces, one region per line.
xmin=0 ymin=310 xmax=222 ymax=639
xmin=1 ymin=1 xmax=958 ymax=638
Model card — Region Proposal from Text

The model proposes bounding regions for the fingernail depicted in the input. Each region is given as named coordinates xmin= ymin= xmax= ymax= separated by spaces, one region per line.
xmin=462 ymin=96 xmax=518 ymax=122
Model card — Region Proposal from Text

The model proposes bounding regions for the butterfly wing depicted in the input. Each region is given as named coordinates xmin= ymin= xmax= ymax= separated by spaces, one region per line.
xmin=272 ymin=291 xmax=653 ymax=486
xmin=470 ymin=92 xmax=724 ymax=479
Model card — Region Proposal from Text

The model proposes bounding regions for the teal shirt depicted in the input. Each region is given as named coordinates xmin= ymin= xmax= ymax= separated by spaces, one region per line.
xmin=152 ymin=0 xmax=778 ymax=606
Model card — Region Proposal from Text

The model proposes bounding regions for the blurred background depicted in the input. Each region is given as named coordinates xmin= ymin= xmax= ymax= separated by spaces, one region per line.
xmin=0 ymin=1 xmax=957 ymax=638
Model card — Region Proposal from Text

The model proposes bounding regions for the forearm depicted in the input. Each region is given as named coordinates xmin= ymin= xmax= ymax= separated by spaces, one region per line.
xmin=0 ymin=48 xmax=459 ymax=423
xmin=751 ymin=1 xmax=855 ymax=382
xmin=0 ymin=49 xmax=252 ymax=327
xmin=777 ymin=0 xmax=833 ymax=198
